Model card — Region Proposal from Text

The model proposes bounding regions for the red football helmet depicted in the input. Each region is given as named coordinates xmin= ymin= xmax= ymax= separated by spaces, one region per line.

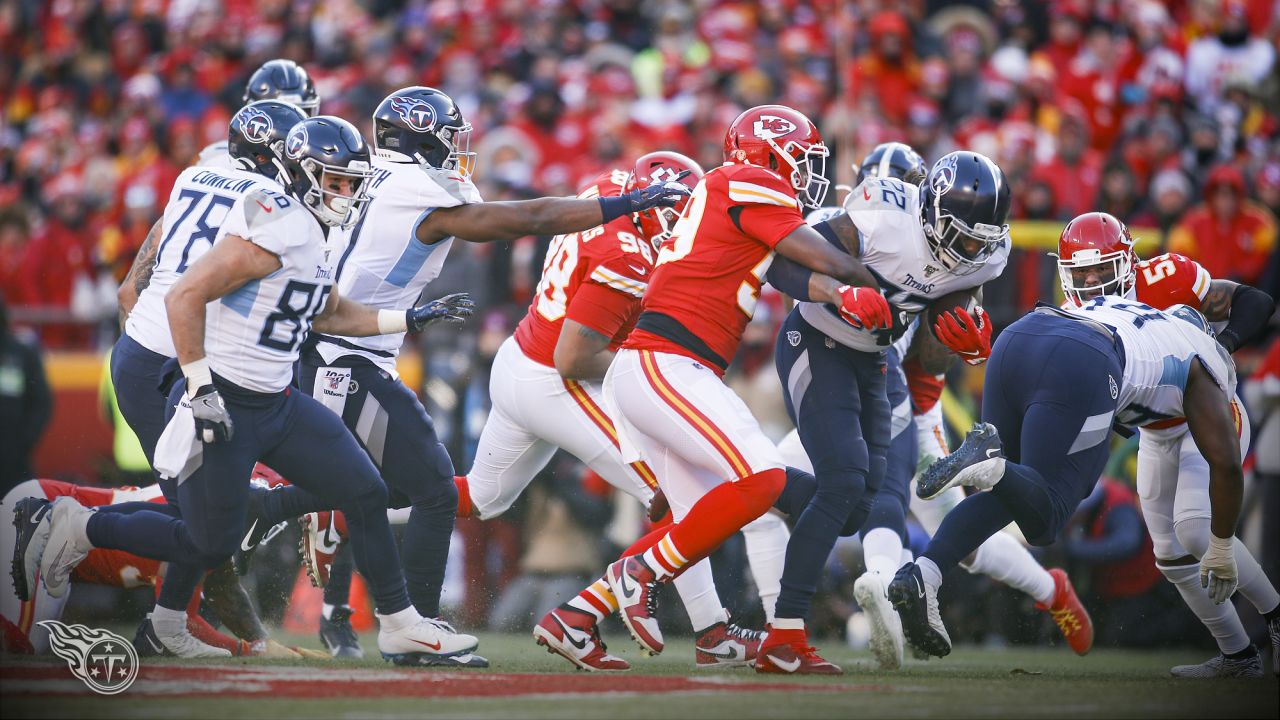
xmin=625 ymin=150 xmax=705 ymax=247
xmin=723 ymin=104 xmax=829 ymax=209
xmin=1053 ymin=211 xmax=1137 ymax=305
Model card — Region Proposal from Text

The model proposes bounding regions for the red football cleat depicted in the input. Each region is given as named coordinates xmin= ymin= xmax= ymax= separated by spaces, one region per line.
xmin=606 ymin=556 xmax=664 ymax=655
xmin=299 ymin=510 xmax=346 ymax=588
xmin=753 ymin=627 xmax=842 ymax=675
xmin=1037 ymin=568 xmax=1093 ymax=656
xmin=533 ymin=606 xmax=630 ymax=672
xmin=695 ymin=617 xmax=764 ymax=668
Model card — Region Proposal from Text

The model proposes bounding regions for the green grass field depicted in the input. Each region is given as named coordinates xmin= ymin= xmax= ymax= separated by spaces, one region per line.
xmin=3 ymin=630 xmax=1277 ymax=720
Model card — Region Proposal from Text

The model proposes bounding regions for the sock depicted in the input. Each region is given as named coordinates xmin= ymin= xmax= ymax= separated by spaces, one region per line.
xmin=965 ymin=531 xmax=1055 ymax=605
xmin=376 ymin=606 xmax=421 ymax=632
xmin=322 ymin=603 xmax=336 ymax=620
xmin=772 ymin=617 xmax=804 ymax=630
xmin=150 ymin=604 xmax=187 ymax=637
xmin=567 ymin=577 xmax=618 ymax=623
xmin=1231 ymin=537 xmax=1280 ymax=616
xmin=1225 ymin=645 xmax=1258 ymax=660
xmin=742 ymin=512 xmax=788 ymax=624
xmin=454 ymin=476 xmax=473 ymax=518
xmin=672 ymin=560 xmax=722 ymax=632
xmin=862 ymin=527 xmax=905 ymax=578
xmin=1158 ymin=561 xmax=1251 ymax=655
xmin=186 ymin=612 xmax=244 ymax=655
xmin=657 ymin=469 xmax=786 ymax=578
xmin=917 ymin=557 xmax=943 ymax=591
xmin=386 ymin=507 xmax=411 ymax=525
xmin=923 ymin=491 xmax=1017 ymax=574
xmin=642 ymin=536 xmax=688 ymax=581
xmin=323 ymin=544 xmax=355 ymax=608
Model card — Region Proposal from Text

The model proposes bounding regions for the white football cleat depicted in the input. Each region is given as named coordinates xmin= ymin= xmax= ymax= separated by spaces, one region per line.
xmin=134 ymin=616 xmax=232 ymax=658
xmin=854 ymin=572 xmax=904 ymax=670
xmin=40 ymin=497 xmax=95 ymax=598
xmin=378 ymin=615 xmax=478 ymax=663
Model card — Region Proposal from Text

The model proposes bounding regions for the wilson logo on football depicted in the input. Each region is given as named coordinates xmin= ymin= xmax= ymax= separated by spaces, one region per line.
xmin=752 ymin=115 xmax=797 ymax=139
xmin=38 ymin=620 xmax=139 ymax=695
xmin=241 ymin=107 xmax=274 ymax=144
xmin=389 ymin=96 xmax=437 ymax=133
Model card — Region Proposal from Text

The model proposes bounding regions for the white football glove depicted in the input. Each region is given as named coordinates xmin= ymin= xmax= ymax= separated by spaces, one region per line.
xmin=1200 ymin=534 xmax=1238 ymax=605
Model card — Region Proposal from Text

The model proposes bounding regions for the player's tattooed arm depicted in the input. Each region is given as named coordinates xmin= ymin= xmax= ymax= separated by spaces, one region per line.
xmin=817 ymin=212 xmax=863 ymax=257
xmin=201 ymin=561 xmax=269 ymax=642
xmin=775 ymin=223 xmax=879 ymax=290
xmin=117 ymin=217 xmax=163 ymax=328
xmin=1199 ymin=280 xmax=1238 ymax=322
xmin=1203 ymin=279 xmax=1275 ymax=352
xmin=555 ymin=319 xmax=616 ymax=380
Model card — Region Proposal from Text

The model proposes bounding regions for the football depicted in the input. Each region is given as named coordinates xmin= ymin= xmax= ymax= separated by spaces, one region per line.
xmin=924 ymin=289 xmax=980 ymax=335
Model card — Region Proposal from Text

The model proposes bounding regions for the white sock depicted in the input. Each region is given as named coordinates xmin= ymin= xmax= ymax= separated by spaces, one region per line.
xmin=917 ymin=557 xmax=943 ymax=590
xmin=377 ymin=606 xmax=422 ymax=632
xmin=772 ymin=617 xmax=804 ymax=630
xmin=742 ymin=512 xmax=788 ymax=624
xmin=150 ymin=605 xmax=187 ymax=637
xmin=863 ymin=527 xmax=905 ymax=578
xmin=386 ymin=507 xmax=411 ymax=525
xmin=1232 ymin=538 xmax=1280 ymax=615
xmin=1159 ymin=561 xmax=1251 ymax=655
xmin=965 ymin=531 xmax=1055 ymax=605
xmin=672 ymin=560 xmax=723 ymax=632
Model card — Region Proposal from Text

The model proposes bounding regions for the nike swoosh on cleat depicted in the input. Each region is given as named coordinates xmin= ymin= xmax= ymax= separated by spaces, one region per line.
xmin=699 ymin=643 xmax=742 ymax=659
xmin=617 ymin=568 xmax=641 ymax=605
xmin=146 ymin=632 xmax=165 ymax=654
xmin=410 ymin=638 xmax=443 ymax=651
xmin=551 ymin=615 xmax=591 ymax=651
xmin=985 ymin=449 xmax=1000 ymax=458
xmin=240 ymin=520 xmax=260 ymax=551
xmin=771 ymin=656 xmax=802 ymax=673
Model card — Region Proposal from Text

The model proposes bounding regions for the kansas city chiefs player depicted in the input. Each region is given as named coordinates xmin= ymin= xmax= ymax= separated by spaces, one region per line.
xmin=1055 ymin=211 xmax=1280 ymax=678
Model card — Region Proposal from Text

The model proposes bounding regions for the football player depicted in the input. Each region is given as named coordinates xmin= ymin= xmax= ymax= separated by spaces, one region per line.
xmin=758 ymin=150 xmax=1012 ymax=673
xmin=892 ymin=297 xmax=1253 ymax=675
xmin=1054 ymin=212 xmax=1278 ymax=678
xmin=18 ymin=116 xmax=485 ymax=666
xmin=575 ymin=104 xmax=892 ymax=670
xmin=223 ymin=86 xmax=692 ymax=664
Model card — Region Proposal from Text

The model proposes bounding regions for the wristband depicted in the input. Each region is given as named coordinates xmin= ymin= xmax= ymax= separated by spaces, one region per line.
xmin=377 ymin=308 xmax=409 ymax=334
xmin=598 ymin=195 xmax=632 ymax=225
xmin=181 ymin=358 xmax=213 ymax=396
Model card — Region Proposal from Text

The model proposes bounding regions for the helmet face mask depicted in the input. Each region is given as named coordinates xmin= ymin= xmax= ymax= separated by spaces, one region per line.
xmin=625 ymin=150 xmax=705 ymax=249
xmin=282 ymin=117 xmax=374 ymax=229
xmin=1053 ymin=211 xmax=1136 ymax=305
xmin=775 ymin=137 xmax=830 ymax=210
xmin=724 ymin=105 xmax=830 ymax=210
xmin=920 ymin=151 xmax=1011 ymax=275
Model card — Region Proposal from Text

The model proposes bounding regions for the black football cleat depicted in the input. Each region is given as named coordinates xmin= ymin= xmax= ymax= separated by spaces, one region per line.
xmin=917 ymin=422 xmax=1005 ymax=500
xmin=887 ymin=562 xmax=951 ymax=658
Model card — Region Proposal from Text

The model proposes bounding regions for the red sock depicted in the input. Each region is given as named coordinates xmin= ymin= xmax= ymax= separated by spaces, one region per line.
xmin=186 ymin=612 xmax=248 ymax=655
xmin=455 ymin=476 xmax=473 ymax=518
xmin=651 ymin=468 xmax=785 ymax=576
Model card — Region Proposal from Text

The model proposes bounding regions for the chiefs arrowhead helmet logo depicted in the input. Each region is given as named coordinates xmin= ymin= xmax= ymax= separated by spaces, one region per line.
xmin=753 ymin=115 xmax=797 ymax=140
xmin=389 ymin=96 xmax=438 ymax=133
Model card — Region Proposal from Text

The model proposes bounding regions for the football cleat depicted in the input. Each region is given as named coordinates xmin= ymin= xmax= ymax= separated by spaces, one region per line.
xmin=39 ymin=497 xmax=95 ymax=598
xmin=133 ymin=616 xmax=232 ymax=658
xmin=300 ymin=511 xmax=346 ymax=588
xmin=1170 ymin=651 xmax=1263 ymax=679
xmin=378 ymin=615 xmax=479 ymax=664
xmin=319 ymin=606 xmax=364 ymax=659
xmin=1036 ymin=568 xmax=1093 ymax=656
xmin=606 ymin=556 xmax=664 ymax=656
xmin=854 ymin=572 xmax=904 ymax=669
xmin=694 ymin=617 xmax=765 ymax=669
xmin=11 ymin=497 xmax=52 ymax=602
xmin=391 ymin=651 xmax=490 ymax=668
xmin=232 ymin=484 xmax=288 ymax=576
xmin=754 ymin=628 xmax=842 ymax=675
xmin=917 ymin=422 xmax=1006 ymax=500
xmin=887 ymin=562 xmax=951 ymax=658
xmin=533 ymin=606 xmax=630 ymax=672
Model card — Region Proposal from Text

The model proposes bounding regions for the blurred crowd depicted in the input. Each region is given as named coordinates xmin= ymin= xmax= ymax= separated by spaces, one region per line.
xmin=2 ymin=0 xmax=1279 ymax=650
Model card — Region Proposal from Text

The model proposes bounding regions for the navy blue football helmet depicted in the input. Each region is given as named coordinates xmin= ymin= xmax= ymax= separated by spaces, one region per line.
xmin=856 ymin=142 xmax=926 ymax=186
xmin=372 ymin=86 xmax=475 ymax=176
xmin=243 ymin=59 xmax=320 ymax=116
xmin=920 ymin=151 xmax=1011 ymax=275
xmin=281 ymin=116 xmax=373 ymax=229
xmin=228 ymin=100 xmax=307 ymax=183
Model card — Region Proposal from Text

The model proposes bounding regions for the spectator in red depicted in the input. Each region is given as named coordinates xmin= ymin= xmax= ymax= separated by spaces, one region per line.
xmin=1169 ymin=164 xmax=1277 ymax=285
xmin=1184 ymin=0 xmax=1275 ymax=115
xmin=1255 ymin=162 xmax=1280 ymax=221
xmin=0 ymin=207 xmax=33 ymax=305
xmin=22 ymin=176 xmax=94 ymax=348
xmin=1058 ymin=20 xmax=1127 ymax=152
xmin=1040 ymin=0 xmax=1088 ymax=70
xmin=1032 ymin=104 xmax=1102 ymax=220
xmin=849 ymin=11 xmax=920 ymax=126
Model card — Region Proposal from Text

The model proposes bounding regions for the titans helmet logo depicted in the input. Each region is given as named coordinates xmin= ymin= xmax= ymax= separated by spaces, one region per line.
xmin=753 ymin=115 xmax=797 ymax=140
xmin=931 ymin=154 xmax=958 ymax=195
xmin=286 ymin=125 xmax=308 ymax=159
xmin=241 ymin=107 xmax=273 ymax=144
xmin=389 ymin=96 xmax=437 ymax=133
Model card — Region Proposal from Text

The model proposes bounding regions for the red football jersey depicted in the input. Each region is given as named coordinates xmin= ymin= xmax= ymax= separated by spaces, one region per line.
xmin=35 ymin=479 xmax=165 ymax=588
xmin=514 ymin=169 xmax=657 ymax=367
xmin=1131 ymin=252 xmax=1212 ymax=311
xmin=624 ymin=163 xmax=806 ymax=369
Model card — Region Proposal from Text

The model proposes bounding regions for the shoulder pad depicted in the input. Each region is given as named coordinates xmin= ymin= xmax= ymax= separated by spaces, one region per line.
xmin=415 ymin=165 xmax=484 ymax=207
xmin=241 ymin=188 xmax=300 ymax=229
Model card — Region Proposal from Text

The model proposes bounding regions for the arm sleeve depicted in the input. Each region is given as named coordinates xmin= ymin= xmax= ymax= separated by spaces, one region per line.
xmin=765 ymin=254 xmax=815 ymax=301
xmin=565 ymin=280 xmax=638 ymax=339
xmin=1218 ymin=284 xmax=1277 ymax=352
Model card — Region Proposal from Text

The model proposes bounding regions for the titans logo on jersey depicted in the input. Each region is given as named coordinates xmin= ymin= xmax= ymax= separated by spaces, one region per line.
xmin=796 ymin=177 xmax=1010 ymax=352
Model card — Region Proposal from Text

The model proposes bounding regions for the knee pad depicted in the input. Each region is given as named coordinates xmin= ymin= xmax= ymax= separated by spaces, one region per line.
xmin=1173 ymin=515 xmax=1212 ymax=560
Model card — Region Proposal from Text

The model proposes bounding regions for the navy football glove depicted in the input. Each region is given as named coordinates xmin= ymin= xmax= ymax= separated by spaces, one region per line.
xmin=407 ymin=292 xmax=475 ymax=332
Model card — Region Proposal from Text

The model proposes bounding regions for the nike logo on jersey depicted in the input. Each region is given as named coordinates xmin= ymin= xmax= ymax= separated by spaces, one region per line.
xmin=552 ymin=615 xmax=592 ymax=651
xmin=240 ymin=520 xmax=260 ymax=552
xmin=255 ymin=200 xmax=274 ymax=214
xmin=628 ymin=264 xmax=648 ymax=276
xmin=863 ymin=186 xmax=872 ymax=201
xmin=771 ymin=655 xmax=802 ymax=673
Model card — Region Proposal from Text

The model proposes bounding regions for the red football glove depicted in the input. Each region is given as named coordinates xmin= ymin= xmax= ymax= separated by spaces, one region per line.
xmin=933 ymin=305 xmax=992 ymax=365
xmin=836 ymin=285 xmax=892 ymax=330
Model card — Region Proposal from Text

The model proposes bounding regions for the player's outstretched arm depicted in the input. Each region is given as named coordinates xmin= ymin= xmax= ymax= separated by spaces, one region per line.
xmin=117 ymin=217 xmax=164 ymax=328
xmin=312 ymin=292 xmax=475 ymax=337
xmin=1184 ymin=360 xmax=1243 ymax=603
xmin=555 ymin=319 xmax=615 ymax=381
xmin=1200 ymin=279 xmax=1275 ymax=352
xmin=417 ymin=179 xmax=691 ymax=245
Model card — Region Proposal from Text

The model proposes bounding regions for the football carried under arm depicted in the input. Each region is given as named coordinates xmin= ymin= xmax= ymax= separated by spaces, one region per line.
xmin=1183 ymin=360 xmax=1243 ymax=604
xmin=417 ymin=174 xmax=692 ymax=245
xmin=928 ymin=289 xmax=991 ymax=366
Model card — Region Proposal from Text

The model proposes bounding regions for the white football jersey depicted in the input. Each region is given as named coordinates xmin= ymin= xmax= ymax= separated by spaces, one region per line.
xmin=206 ymin=186 xmax=339 ymax=393
xmin=1064 ymin=295 xmax=1237 ymax=441
xmin=798 ymin=177 xmax=1010 ymax=352
xmin=314 ymin=158 xmax=482 ymax=373
xmin=195 ymin=140 xmax=236 ymax=170
xmin=126 ymin=166 xmax=281 ymax=357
